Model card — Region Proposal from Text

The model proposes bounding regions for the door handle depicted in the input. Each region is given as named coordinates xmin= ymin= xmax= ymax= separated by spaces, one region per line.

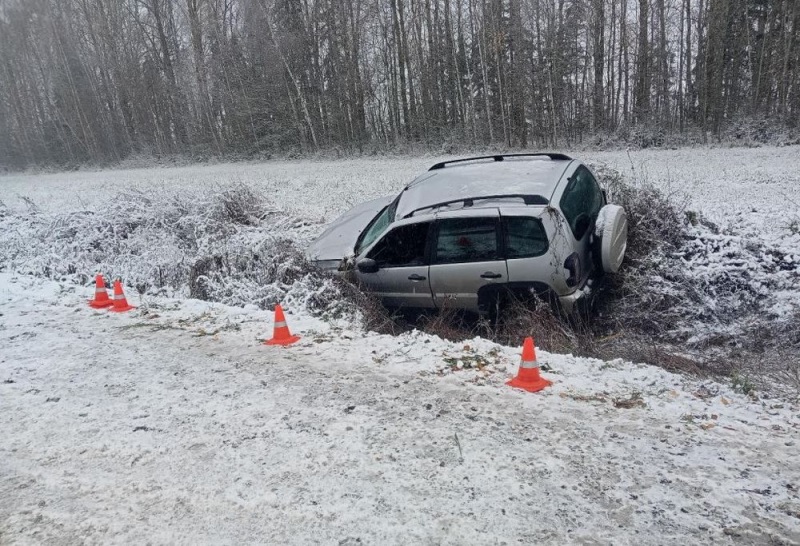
xmin=480 ymin=272 xmax=502 ymax=279
xmin=408 ymin=274 xmax=427 ymax=281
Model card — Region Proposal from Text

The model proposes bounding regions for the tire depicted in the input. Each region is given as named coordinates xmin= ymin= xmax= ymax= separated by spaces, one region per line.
xmin=594 ymin=204 xmax=628 ymax=273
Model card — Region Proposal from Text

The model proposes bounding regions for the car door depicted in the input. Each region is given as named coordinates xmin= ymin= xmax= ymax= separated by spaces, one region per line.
xmin=427 ymin=209 xmax=508 ymax=312
xmin=354 ymin=220 xmax=435 ymax=309
xmin=502 ymin=213 xmax=561 ymax=293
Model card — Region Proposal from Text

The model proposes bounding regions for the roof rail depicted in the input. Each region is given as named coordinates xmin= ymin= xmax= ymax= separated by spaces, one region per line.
xmin=403 ymin=194 xmax=549 ymax=218
xmin=428 ymin=153 xmax=573 ymax=171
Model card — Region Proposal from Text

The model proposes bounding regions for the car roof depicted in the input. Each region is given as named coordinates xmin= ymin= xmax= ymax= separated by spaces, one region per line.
xmin=394 ymin=156 xmax=573 ymax=219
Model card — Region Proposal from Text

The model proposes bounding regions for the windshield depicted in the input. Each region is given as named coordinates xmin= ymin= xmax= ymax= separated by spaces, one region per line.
xmin=355 ymin=199 xmax=397 ymax=256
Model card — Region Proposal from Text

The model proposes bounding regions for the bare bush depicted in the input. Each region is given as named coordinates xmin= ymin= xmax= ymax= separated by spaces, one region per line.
xmin=0 ymin=184 xmax=364 ymax=323
xmin=592 ymin=163 xmax=686 ymax=259
xmin=418 ymin=300 xmax=481 ymax=343
xmin=218 ymin=183 xmax=273 ymax=225
xmin=329 ymin=280 xmax=405 ymax=335
xmin=586 ymin=163 xmax=694 ymax=338
xmin=586 ymin=163 xmax=800 ymax=391
xmin=492 ymin=298 xmax=581 ymax=354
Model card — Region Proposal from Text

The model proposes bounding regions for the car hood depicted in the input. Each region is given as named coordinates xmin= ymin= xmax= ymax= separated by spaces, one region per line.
xmin=307 ymin=195 xmax=395 ymax=262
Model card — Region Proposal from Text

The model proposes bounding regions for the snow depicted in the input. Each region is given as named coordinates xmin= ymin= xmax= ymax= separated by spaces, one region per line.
xmin=586 ymin=146 xmax=800 ymax=239
xmin=4 ymin=147 xmax=796 ymax=349
xmin=3 ymin=147 xmax=797 ymax=236
xmin=0 ymin=158 xmax=437 ymax=222
xmin=1 ymin=147 xmax=800 ymax=542
xmin=2 ymin=275 xmax=800 ymax=544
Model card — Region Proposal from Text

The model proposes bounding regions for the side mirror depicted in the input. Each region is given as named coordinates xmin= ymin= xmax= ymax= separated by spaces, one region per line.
xmin=356 ymin=258 xmax=379 ymax=274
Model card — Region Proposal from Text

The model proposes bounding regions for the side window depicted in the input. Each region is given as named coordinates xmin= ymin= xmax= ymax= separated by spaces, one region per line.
xmin=559 ymin=166 xmax=604 ymax=239
xmin=434 ymin=217 xmax=499 ymax=264
xmin=503 ymin=217 xmax=549 ymax=259
xmin=366 ymin=222 xmax=430 ymax=267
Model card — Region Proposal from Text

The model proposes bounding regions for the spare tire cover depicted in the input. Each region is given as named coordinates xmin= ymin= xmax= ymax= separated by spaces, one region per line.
xmin=595 ymin=205 xmax=628 ymax=273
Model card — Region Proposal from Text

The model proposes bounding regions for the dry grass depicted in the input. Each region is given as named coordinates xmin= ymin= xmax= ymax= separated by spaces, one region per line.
xmin=334 ymin=278 xmax=408 ymax=335
xmin=492 ymin=298 xmax=585 ymax=354
xmin=418 ymin=303 xmax=479 ymax=342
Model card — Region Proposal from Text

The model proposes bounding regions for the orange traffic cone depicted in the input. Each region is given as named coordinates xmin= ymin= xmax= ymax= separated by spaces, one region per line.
xmin=88 ymin=274 xmax=113 ymax=309
xmin=109 ymin=279 xmax=135 ymax=313
xmin=506 ymin=337 xmax=552 ymax=393
xmin=265 ymin=304 xmax=300 ymax=346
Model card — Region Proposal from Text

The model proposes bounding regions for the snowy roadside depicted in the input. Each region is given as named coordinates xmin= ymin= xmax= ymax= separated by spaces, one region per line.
xmin=2 ymin=147 xmax=798 ymax=397
xmin=2 ymin=272 xmax=799 ymax=544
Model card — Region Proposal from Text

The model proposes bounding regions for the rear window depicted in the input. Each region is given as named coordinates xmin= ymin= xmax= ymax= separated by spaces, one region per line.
xmin=434 ymin=217 xmax=499 ymax=264
xmin=559 ymin=166 xmax=604 ymax=239
xmin=503 ymin=217 xmax=549 ymax=258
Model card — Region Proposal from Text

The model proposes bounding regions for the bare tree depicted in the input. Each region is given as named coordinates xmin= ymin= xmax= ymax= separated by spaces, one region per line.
xmin=0 ymin=0 xmax=797 ymax=169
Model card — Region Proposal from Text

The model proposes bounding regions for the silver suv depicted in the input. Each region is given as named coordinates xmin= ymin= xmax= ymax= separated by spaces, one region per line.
xmin=308 ymin=154 xmax=628 ymax=315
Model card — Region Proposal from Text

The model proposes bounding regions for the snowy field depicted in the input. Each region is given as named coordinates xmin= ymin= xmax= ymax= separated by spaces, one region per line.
xmin=1 ymin=147 xmax=798 ymax=235
xmin=1 ymin=147 xmax=800 ymax=543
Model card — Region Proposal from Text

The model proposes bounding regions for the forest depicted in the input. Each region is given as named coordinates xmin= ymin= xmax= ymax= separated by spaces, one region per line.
xmin=0 ymin=0 xmax=797 ymax=169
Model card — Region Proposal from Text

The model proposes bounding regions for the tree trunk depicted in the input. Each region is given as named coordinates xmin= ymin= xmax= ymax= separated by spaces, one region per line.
xmin=635 ymin=0 xmax=650 ymax=124
xmin=593 ymin=0 xmax=605 ymax=132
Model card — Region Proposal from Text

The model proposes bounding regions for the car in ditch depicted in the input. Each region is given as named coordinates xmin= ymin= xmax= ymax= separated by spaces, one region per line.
xmin=307 ymin=153 xmax=628 ymax=316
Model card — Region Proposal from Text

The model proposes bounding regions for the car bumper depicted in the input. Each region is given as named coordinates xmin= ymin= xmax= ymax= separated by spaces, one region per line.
xmin=557 ymin=280 xmax=595 ymax=314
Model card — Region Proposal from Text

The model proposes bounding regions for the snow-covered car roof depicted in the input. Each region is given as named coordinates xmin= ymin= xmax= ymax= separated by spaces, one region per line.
xmin=394 ymin=156 xmax=573 ymax=219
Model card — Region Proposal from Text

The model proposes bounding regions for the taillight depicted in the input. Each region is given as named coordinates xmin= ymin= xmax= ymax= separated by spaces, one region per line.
xmin=564 ymin=252 xmax=581 ymax=287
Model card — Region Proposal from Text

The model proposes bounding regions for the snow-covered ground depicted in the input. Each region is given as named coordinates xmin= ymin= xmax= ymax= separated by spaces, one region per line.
xmin=2 ymin=273 xmax=799 ymax=544
xmin=590 ymin=146 xmax=800 ymax=239
xmin=1 ymin=147 xmax=799 ymax=543
xmin=2 ymin=147 xmax=798 ymax=236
